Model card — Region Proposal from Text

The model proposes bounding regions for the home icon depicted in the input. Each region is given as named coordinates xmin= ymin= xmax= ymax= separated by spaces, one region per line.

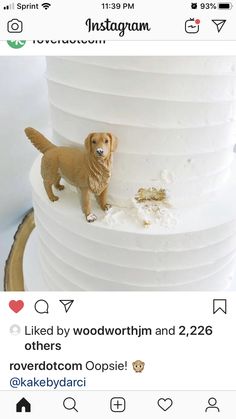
xmin=16 ymin=398 xmax=31 ymax=413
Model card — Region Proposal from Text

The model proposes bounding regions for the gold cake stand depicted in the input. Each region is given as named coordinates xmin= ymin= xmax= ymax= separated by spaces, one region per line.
xmin=4 ymin=209 xmax=35 ymax=291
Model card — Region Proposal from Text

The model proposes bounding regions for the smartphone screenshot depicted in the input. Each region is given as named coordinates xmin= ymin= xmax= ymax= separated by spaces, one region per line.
xmin=0 ymin=1 xmax=236 ymax=417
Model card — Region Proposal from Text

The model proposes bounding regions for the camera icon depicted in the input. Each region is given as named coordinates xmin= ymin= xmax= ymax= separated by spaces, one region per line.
xmin=7 ymin=19 xmax=23 ymax=33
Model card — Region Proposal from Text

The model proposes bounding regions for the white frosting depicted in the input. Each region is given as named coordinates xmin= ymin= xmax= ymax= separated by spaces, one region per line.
xmin=47 ymin=56 xmax=236 ymax=207
xmin=30 ymin=156 xmax=236 ymax=290
xmin=28 ymin=57 xmax=236 ymax=290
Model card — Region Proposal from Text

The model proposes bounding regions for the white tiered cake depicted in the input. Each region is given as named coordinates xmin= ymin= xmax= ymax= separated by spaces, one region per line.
xmin=27 ymin=56 xmax=236 ymax=291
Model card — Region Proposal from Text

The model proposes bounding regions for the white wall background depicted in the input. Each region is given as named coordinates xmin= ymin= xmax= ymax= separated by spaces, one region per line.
xmin=0 ymin=56 xmax=50 ymax=288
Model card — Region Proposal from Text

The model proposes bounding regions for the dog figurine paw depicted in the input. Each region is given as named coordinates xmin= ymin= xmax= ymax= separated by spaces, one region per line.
xmin=104 ymin=203 xmax=112 ymax=211
xmin=25 ymin=128 xmax=118 ymax=223
xmin=86 ymin=213 xmax=97 ymax=223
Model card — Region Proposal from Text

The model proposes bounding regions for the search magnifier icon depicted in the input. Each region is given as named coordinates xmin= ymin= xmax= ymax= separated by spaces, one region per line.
xmin=63 ymin=397 xmax=78 ymax=412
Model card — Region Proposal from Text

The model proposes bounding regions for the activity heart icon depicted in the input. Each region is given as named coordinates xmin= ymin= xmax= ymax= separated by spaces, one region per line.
xmin=157 ymin=398 xmax=173 ymax=411
xmin=9 ymin=300 xmax=24 ymax=313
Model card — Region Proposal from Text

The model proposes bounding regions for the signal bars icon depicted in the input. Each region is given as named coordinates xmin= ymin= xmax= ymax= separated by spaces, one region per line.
xmin=3 ymin=2 xmax=51 ymax=10
xmin=3 ymin=3 xmax=14 ymax=9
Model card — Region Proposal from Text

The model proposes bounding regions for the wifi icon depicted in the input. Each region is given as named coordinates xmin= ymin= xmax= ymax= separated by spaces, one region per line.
xmin=42 ymin=2 xmax=51 ymax=9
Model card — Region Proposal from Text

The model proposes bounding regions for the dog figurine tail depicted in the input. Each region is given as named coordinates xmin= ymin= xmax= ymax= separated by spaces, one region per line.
xmin=25 ymin=127 xmax=56 ymax=154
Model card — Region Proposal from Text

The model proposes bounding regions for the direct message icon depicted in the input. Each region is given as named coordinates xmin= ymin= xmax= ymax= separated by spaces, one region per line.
xmin=213 ymin=299 xmax=227 ymax=315
xmin=59 ymin=299 xmax=74 ymax=313
xmin=157 ymin=398 xmax=173 ymax=412
xmin=212 ymin=19 xmax=226 ymax=33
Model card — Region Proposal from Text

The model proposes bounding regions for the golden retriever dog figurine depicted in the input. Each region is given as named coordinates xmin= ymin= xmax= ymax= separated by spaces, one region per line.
xmin=25 ymin=128 xmax=118 ymax=222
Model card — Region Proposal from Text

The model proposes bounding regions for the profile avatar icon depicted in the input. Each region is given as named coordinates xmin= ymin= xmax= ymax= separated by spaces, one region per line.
xmin=9 ymin=324 xmax=21 ymax=335
xmin=205 ymin=397 xmax=220 ymax=413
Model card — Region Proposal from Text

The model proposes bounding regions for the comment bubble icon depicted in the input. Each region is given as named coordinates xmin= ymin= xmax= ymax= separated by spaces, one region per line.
xmin=34 ymin=299 xmax=49 ymax=314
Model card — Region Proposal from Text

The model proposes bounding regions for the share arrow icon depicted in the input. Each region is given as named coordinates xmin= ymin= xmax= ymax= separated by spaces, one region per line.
xmin=212 ymin=19 xmax=226 ymax=33
xmin=59 ymin=300 xmax=74 ymax=313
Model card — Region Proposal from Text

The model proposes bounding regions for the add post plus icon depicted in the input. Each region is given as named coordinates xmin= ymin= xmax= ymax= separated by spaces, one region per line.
xmin=110 ymin=397 xmax=126 ymax=412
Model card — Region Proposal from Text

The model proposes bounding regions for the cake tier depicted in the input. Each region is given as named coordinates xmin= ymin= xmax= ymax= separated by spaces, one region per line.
xmin=30 ymin=157 xmax=236 ymax=291
xmin=46 ymin=56 xmax=236 ymax=206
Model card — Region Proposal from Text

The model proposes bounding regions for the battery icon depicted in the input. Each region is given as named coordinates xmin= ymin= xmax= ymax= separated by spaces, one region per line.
xmin=218 ymin=2 xmax=233 ymax=8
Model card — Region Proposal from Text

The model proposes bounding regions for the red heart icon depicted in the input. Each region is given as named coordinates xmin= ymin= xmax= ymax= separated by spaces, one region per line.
xmin=9 ymin=300 xmax=24 ymax=313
